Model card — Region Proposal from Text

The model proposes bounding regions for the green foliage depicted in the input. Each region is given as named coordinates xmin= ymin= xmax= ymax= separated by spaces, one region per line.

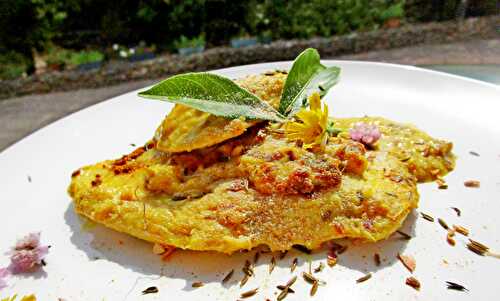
xmin=174 ymin=35 xmax=205 ymax=49
xmin=0 ymin=51 xmax=30 ymax=80
xmin=69 ymin=50 xmax=104 ymax=65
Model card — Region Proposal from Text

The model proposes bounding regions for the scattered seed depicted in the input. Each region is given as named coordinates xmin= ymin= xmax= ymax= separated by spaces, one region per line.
xmin=277 ymin=289 xmax=289 ymax=301
xmin=396 ymin=230 xmax=412 ymax=240
xmin=467 ymin=239 xmax=489 ymax=256
xmin=438 ymin=218 xmax=449 ymax=230
xmin=451 ymin=207 xmax=462 ymax=217
xmin=192 ymin=282 xmax=204 ymax=288
xmin=269 ymin=256 xmax=276 ymax=274
xmin=286 ymin=275 xmax=298 ymax=287
xmin=447 ymin=231 xmax=456 ymax=246
xmin=276 ymin=285 xmax=295 ymax=293
xmin=253 ymin=251 xmax=260 ymax=264
xmin=240 ymin=288 xmax=258 ymax=298
xmin=374 ymin=253 xmax=381 ymax=266
xmin=142 ymin=286 xmax=159 ymax=295
xmin=464 ymin=180 xmax=480 ymax=188
xmin=222 ymin=269 xmax=234 ymax=283
xmin=446 ymin=281 xmax=468 ymax=292
xmin=279 ymin=250 xmax=288 ymax=259
xmin=398 ymin=254 xmax=416 ymax=272
xmin=290 ymin=258 xmax=298 ymax=272
xmin=327 ymin=254 xmax=337 ymax=267
xmin=436 ymin=178 xmax=448 ymax=189
xmin=356 ymin=273 xmax=372 ymax=283
xmin=420 ymin=212 xmax=435 ymax=222
xmin=130 ymin=143 xmax=136 ymax=147
xmin=314 ymin=262 xmax=325 ymax=273
xmin=27 ymin=175 xmax=32 ymax=183
xmin=292 ymin=245 xmax=312 ymax=254
xmin=310 ymin=281 xmax=319 ymax=296
xmin=243 ymin=260 xmax=254 ymax=276
xmin=302 ymin=272 xmax=317 ymax=284
xmin=240 ymin=274 xmax=250 ymax=287
xmin=406 ymin=277 xmax=421 ymax=290
xmin=453 ymin=225 xmax=469 ymax=236
xmin=469 ymin=151 xmax=480 ymax=156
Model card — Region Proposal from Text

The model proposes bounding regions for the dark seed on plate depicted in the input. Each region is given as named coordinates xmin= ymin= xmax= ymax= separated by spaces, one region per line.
xmin=192 ymin=282 xmax=204 ymax=288
xmin=286 ymin=276 xmax=298 ymax=287
xmin=243 ymin=260 xmax=254 ymax=276
xmin=356 ymin=273 xmax=372 ymax=283
xmin=292 ymin=244 xmax=312 ymax=254
xmin=27 ymin=175 xmax=32 ymax=183
xmin=142 ymin=286 xmax=159 ymax=295
xmin=240 ymin=274 xmax=250 ymax=287
xmin=453 ymin=225 xmax=469 ymax=236
xmin=396 ymin=230 xmax=412 ymax=240
xmin=438 ymin=218 xmax=449 ymax=230
xmin=374 ymin=253 xmax=381 ymax=266
xmin=222 ymin=269 xmax=234 ymax=283
xmin=310 ymin=281 xmax=319 ymax=296
xmin=277 ymin=285 xmax=295 ymax=293
xmin=318 ymin=85 xmax=325 ymax=91
xmin=420 ymin=212 xmax=435 ymax=222
xmin=464 ymin=180 xmax=480 ymax=188
xmin=302 ymin=272 xmax=318 ymax=284
xmin=451 ymin=207 xmax=462 ymax=217
xmin=240 ymin=288 xmax=258 ymax=298
xmin=406 ymin=277 xmax=421 ymax=290
xmin=469 ymin=151 xmax=480 ymax=156
xmin=314 ymin=262 xmax=325 ymax=273
xmin=467 ymin=239 xmax=489 ymax=256
xmin=253 ymin=251 xmax=260 ymax=264
xmin=130 ymin=143 xmax=136 ymax=147
xmin=277 ymin=289 xmax=289 ymax=301
xmin=446 ymin=281 xmax=468 ymax=291
xmin=290 ymin=258 xmax=298 ymax=272
xmin=269 ymin=256 xmax=276 ymax=274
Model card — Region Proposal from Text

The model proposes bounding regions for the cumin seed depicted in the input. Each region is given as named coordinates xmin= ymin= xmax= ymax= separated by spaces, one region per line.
xmin=240 ymin=274 xmax=250 ymax=287
xmin=420 ymin=212 xmax=435 ymax=222
xmin=290 ymin=257 xmax=298 ymax=272
xmin=277 ymin=289 xmax=289 ymax=301
xmin=253 ymin=251 xmax=260 ymax=264
xmin=374 ymin=253 xmax=381 ymax=266
xmin=191 ymin=282 xmax=204 ymax=288
xmin=453 ymin=225 xmax=469 ymax=236
xmin=310 ymin=281 xmax=319 ymax=296
xmin=222 ymin=269 xmax=234 ymax=283
xmin=438 ymin=218 xmax=449 ymax=230
xmin=396 ymin=230 xmax=412 ymax=240
xmin=240 ymin=287 xmax=258 ymax=298
xmin=446 ymin=281 xmax=468 ymax=292
xmin=356 ymin=273 xmax=372 ymax=283
xmin=286 ymin=276 xmax=298 ymax=287
xmin=243 ymin=260 xmax=254 ymax=276
xmin=276 ymin=285 xmax=295 ymax=293
xmin=269 ymin=256 xmax=276 ymax=274
xmin=451 ymin=207 xmax=462 ymax=217
xmin=142 ymin=286 xmax=159 ymax=295
xmin=469 ymin=151 xmax=480 ymax=156
xmin=467 ymin=239 xmax=489 ymax=256
xmin=302 ymin=272 xmax=317 ymax=284
xmin=406 ymin=277 xmax=421 ymax=290
xmin=464 ymin=180 xmax=480 ymax=188
xmin=314 ymin=262 xmax=325 ymax=273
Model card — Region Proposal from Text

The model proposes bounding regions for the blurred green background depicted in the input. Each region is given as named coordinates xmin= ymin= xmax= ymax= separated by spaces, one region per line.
xmin=0 ymin=0 xmax=497 ymax=80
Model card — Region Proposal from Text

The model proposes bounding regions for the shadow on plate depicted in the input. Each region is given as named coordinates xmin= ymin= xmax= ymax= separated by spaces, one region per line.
xmin=64 ymin=203 xmax=415 ymax=294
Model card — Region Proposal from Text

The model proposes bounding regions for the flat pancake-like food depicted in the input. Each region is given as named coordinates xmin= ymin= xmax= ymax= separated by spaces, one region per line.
xmin=155 ymin=72 xmax=286 ymax=153
xmin=334 ymin=117 xmax=455 ymax=182
xmin=69 ymin=127 xmax=419 ymax=253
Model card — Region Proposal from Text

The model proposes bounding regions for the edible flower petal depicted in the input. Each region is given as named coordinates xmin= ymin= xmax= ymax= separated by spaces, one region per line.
xmin=349 ymin=122 xmax=381 ymax=146
xmin=0 ymin=267 xmax=9 ymax=290
xmin=285 ymin=92 xmax=329 ymax=150
xmin=8 ymin=233 xmax=49 ymax=274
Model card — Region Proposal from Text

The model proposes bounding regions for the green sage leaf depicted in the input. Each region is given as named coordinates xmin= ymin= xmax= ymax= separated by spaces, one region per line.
xmin=139 ymin=72 xmax=286 ymax=122
xmin=279 ymin=48 xmax=341 ymax=116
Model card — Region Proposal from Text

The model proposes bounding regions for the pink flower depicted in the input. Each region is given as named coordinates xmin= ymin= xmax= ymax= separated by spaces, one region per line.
xmin=349 ymin=122 xmax=381 ymax=146
xmin=0 ymin=267 xmax=9 ymax=290
xmin=8 ymin=232 xmax=49 ymax=274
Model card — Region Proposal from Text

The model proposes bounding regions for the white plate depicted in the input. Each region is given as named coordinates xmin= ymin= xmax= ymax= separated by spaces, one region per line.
xmin=1 ymin=61 xmax=499 ymax=301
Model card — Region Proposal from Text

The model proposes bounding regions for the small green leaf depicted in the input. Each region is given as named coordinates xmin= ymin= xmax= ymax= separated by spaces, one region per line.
xmin=139 ymin=72 xmax=286 ymax=122
xmin=279 ymin=48 xmax=341 ymax=116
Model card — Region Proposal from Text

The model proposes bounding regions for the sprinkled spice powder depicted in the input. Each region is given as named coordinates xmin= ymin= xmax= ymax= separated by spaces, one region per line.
xmin=420 ymin=212 xmax=435 ymax=222
xmin=356 ymin=273 xmax=372 ymax=283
